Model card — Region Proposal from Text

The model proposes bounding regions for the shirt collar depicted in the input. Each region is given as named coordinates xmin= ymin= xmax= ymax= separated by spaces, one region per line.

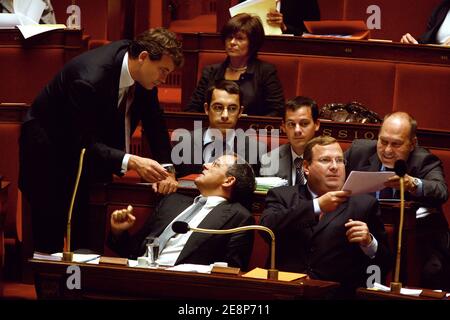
xmin=307 ymin=184 xmax=319 ymax=199
xmin=290 ymin=146 xmax=303 ymax=163
xmin=198 ymin=195 xmax=228 ymax=209
xmin=203 ymin=128 xmax=236 ymax=146
xmin=119 ymin=52 xmax=135 ymax=89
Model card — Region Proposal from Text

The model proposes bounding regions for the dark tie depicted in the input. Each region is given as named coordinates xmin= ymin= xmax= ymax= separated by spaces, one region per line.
xmin=157 ymin=196 xmax=207 ymax=254
xmin=118 ymin=85 xmax=135 ymax=153
xmin=294 ymin=157 xmax=305 ymax=185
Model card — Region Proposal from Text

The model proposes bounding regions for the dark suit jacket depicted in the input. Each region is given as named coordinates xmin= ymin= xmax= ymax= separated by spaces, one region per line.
xmin=419 ymin=0 xmax=450 ymax=44
xmin=260 ymin=185 xmax=391 ymax=291
xmin=260 ymin=143 xmax=294 ymax=185
xmin=108 ymin=193 xmax=255 ymax=269
xmin=173 ymin=127 xmax=267 ymax=178
xmin=344 ymin=139 xmax=448 ymax=216
xmin=21 ymin=40 xmax=171 ymax=183
xmin=184 ymin=58 xmax=284 ymax=116
xmin=280 ymin=0 xmax=320 ymax=35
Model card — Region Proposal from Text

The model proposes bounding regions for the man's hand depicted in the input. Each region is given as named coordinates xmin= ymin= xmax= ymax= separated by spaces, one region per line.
xmin=110 ymin=205 xmax=136 ymax=236
xmin=384 ymin=174 xmax=417 ymax=193
xmin=152 ymin=173 xmax=178 ymax=195
xmin=266 ymin=8 xmax=287 ymax=31
xmin=345 ymin=219 xmax=372 ymax=246
xmin=128 ymin=155 xmax=168 ymax=183
xmin=317 ymin=190 xmax=351 ymax=213
xmin=400 ymin=33 xmax=418 ymax=44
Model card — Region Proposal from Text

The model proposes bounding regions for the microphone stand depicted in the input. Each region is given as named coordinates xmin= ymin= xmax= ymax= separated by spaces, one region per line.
xmin=63 ymin=148 xmax=86 ymax=262
xmin=390 ymin=175 xmax=405 ymax=293
xmin=190 ymin=225 xmax=278 ymax=280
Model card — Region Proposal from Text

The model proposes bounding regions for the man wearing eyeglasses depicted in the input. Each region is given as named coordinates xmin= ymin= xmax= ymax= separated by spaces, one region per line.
xmin=261 ymin=136 xmax=391 ymax=298
xmin=260 ymin=96 xmax=320 ymax=185
xmin=173 ymin=80 xmax=266 ymax=178
xmin=344 ymin=112 xmax=449 ymax=290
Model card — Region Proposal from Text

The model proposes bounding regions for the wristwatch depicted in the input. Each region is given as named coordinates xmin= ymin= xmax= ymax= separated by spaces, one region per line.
xmin=410 ymin=177 xmax=420 ymax=193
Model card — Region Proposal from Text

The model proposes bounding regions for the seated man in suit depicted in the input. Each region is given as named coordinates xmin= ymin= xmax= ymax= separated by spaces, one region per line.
xmin=345 ymin=111 xmax=450 ymax=290
xmin=108 ymin=154 xmax=256 ymax=269
xmin=261 ymin=136 xmax=391 ymax=297
xmin=173 ymin=80 xmax=266 ymax=178
xmin=260 ymin=96 xmax=320 ymax=185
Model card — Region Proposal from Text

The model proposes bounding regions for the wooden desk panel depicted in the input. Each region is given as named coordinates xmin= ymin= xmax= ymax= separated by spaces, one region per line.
xmin=31 ymin=259 xmax=339 ymax=300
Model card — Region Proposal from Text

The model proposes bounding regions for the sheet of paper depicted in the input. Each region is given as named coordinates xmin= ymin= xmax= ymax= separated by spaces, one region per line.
xmin=0 ymin=13 xmax=20 ymax=28
xmin=342 ymin=171 xmax=395 ymax=195
xmin=229 ymin=0 xmax=282 ymax=36
xmin=167 ymin=263 xmax=213 ymax=274
xmin=17 ymin=24 xmax=66 ymax=39
xmin=242 ymin=267 xmax=306 ymax=281
xmin=14 ymin=0 xmax=45 ymax=24
xmin=52 ymin=252 xmax=101 ymax=263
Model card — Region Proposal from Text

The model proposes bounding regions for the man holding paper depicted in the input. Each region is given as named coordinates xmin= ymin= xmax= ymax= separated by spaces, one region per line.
xmin=344 ymin=111 xmax=449 ymax=290
xmin=261 ymin=136 xmax=391 ymax=298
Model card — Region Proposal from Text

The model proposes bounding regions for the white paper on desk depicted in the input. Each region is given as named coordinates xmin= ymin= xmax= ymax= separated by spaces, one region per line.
xmin=229 ymin=0 xmax=282 ymax=36
xmin=166 ymin=264 xmax=213 ymax=274
xmin=342 ymin=171 xmax=395 ymax=195
xmin=17 ymin=24 xmax=66 ymax=39
xmin=51 ymin=252 xmax=101 ymax=264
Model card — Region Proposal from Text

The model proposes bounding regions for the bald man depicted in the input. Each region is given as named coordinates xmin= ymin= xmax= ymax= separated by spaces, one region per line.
xmin=345 ymin=111 xmax=449 ymax=290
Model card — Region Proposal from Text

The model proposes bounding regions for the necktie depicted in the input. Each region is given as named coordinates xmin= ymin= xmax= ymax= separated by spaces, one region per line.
xmin=118 ymin=85 xmax=135 ymax=153
xmin=157 ymin=196 xmax=207 ymax=254
xmin=294 ymin=157 xmax=305 ymax=185
xmin=378 ymin=167 xmax=398 ymax=199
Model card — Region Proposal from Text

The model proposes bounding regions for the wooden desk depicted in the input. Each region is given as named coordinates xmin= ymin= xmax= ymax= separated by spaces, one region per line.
xmin=0 ymin=29 xmax=86 ymax=104
xmin=30 ymin=259 xmax=338 ymax=300
xmin=356 ymin=287 xmax=449 ymax=300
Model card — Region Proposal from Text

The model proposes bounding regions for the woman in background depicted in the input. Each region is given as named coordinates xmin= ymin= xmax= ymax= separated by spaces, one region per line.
xmin=184 ymin=13 xmax=284 ymax=116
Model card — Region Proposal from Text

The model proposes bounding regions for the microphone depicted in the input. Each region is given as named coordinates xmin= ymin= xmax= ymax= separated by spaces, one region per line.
xmin=62 ymin=148 xmax=86 ymax=262
xmin=391 ymin=159 xmax=407 ymax=293
xmin=172 ymin=221 xmax=279 ymax=280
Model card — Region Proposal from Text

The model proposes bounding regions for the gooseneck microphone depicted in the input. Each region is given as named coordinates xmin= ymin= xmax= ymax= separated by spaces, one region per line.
xmin=391 ymin=159 xmax=407 ymax=293
xmin=172 ymin=221 xmax=278 ymax=280
xmin=63 ymin=148 xmax=86 ymax=262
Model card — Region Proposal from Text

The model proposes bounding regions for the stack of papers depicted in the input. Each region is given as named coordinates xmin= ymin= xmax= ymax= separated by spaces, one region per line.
xmin=33 ymin=252 xmax=100 ymax=264
xmin=255 ymin=177 xmax=288 ymax=192
xmin=0 ymin=0 xmax=65 ymax=39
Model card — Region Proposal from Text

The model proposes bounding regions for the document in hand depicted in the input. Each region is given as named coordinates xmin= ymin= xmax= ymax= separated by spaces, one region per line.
xmin=342 ymin=171 xmax=395 ymax=195
xmin=229 ymin=0 xmax=282 ymax=35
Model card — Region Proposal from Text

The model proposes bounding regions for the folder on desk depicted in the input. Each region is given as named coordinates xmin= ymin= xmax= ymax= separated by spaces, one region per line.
xmin=303 ymin=20 xmax=370 ymax=40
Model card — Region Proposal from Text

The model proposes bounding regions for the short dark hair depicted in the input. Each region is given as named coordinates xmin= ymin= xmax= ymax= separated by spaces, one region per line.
xmin=128 ymin=28 xmax=184 ymax=68
xmin=382 ymin=111 xmax=417 ymax=140
xmin=283 ymin=96 xmax=319 ymax=122
xmin=303 ymin=136 xmax=338 ymax=163
xmin=205 ymin=80 xmax=242 ymax=106
xmin=226 ymin=155 xmax=256 ymax=209
xmin=221 ymin=13 xmax=265 ymax=59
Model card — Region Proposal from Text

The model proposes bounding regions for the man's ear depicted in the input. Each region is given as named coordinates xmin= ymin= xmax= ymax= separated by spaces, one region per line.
xmin=410 ymin=137 xmax=418 ymax=151
xmin=237 ymin=106 xmax=244 ymax=118
xmin=314 ymin=120 xmax=320 ymax=132
xmin=222 ymin=175 xmax=236 ymax=188
xmin=138 ymin=51 xmax=149 ymax=63
xmin=204 ymin=103 xmax=209 ymax=115
xmin=281 ymin=121 xmax=286 ymax=134
xmin=303 ymin=161 xmax=310 ymax=177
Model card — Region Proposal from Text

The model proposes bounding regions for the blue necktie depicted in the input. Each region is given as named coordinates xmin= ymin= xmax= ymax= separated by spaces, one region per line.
xmin=157 ymin=196 xmax=207 ymax=254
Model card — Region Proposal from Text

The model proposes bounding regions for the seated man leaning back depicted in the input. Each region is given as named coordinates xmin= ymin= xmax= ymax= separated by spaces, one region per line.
xmin=107 ymin=154 xmax=256 ymax=269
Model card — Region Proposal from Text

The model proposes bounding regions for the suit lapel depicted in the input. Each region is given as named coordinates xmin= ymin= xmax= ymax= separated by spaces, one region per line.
xmin=176 ymin=203 xmax=233 ymax=263
xmin=312 ymin=202 xmax=347 ymax=237
xmin=278 ymin=144 xmax=293 ymax=184
xmin=367 ymin=152 xmax=382 ymax=171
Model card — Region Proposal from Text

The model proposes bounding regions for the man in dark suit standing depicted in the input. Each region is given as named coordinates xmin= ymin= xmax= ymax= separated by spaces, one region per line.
xmin=261 ymin=136 xmax=391 ymax=297
xmin=173 ymin=80 xmax=266 ymax=180
xmin=108 ymin=154 xmax=256 ymax=269
xmin=260 ymin=96 xmax=320 ymax=185
xmin=19 ymin=28 xmax=183 ymax=253
xmin=345 ymin=111 xmax=450 ymax=290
